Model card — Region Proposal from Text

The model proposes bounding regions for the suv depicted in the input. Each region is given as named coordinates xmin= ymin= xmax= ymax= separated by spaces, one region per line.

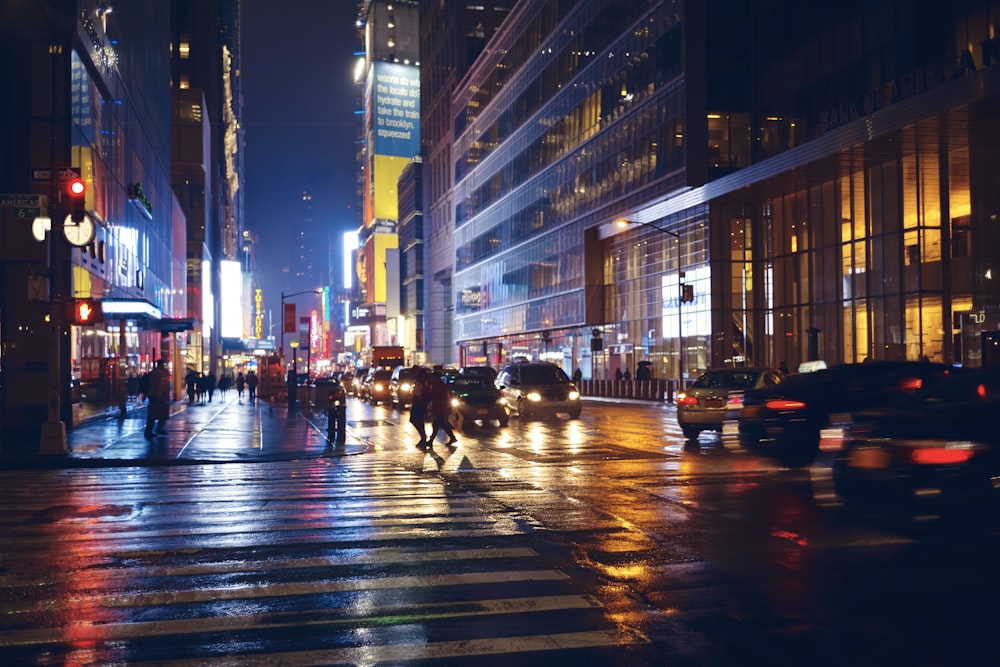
xmin=496 ymin=361 xmax=581 ymax=419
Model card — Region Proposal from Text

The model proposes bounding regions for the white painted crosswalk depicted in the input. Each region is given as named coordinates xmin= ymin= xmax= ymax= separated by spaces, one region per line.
xmin=0 ymin=458 xmax=645 ymax=664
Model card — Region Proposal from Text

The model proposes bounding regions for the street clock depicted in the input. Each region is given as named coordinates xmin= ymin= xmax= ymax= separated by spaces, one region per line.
xmin=63 ymin=214 xmax=95 ymax=247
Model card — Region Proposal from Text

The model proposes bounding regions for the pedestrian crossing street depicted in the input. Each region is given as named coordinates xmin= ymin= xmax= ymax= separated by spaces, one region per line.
xmin=0 ymin=457 xmax=645 ymax=664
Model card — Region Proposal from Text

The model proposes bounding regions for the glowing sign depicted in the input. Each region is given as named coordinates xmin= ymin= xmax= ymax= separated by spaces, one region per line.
xmin=220 ymin=260 xmax=242 ymax=338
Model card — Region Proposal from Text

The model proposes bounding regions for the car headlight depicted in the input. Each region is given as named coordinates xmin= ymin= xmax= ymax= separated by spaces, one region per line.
xmin=451 ymin=398 xmax=460 ymax=407
xmin=374 ymin=383 xmax=384 ymax=391
xmin=568 ymin=390 xmax=580 ymax=400
xmin=526 ymin=391 xmax=542 ymax=401
xmin=401 ymin=382 xmax=411 ymax=391
xmin=498 ymin=397 xmax=507 ymax=405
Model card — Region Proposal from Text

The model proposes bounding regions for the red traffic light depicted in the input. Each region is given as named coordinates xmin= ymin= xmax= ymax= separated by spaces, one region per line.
xmin=70 ymin=298 xmax=104 ymax=325
xmin=67 ymin=177 xmax=86 ymax=197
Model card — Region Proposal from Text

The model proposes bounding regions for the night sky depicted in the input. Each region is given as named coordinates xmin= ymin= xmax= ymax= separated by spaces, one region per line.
xmin=241 ymin=1 xmax=362 ymax=326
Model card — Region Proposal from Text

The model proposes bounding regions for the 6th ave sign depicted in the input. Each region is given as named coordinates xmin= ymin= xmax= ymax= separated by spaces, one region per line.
xmin=0 ymin=193 xmax=47 ymax=219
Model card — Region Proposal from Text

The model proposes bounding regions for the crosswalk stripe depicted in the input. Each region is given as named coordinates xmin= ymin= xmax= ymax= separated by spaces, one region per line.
xmin=143 ymin=629 xmax=640 ymax=666
xmin=0 ymin=594 xmax=600 ymax=646
xmin=0 ymin=569 xmax=570 ymax=612
xmin=0 ymin=547 xmax=540 ymax=586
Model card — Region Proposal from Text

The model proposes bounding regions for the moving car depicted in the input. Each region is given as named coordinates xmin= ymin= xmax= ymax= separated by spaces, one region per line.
xmin=458 ymin=366 xmax=498 ymax=384
xmin=738 ymin=361 xmax=960 ymax=467
xmin=677 ymin=367 xmax=784 ymax=440
xmin=389 ymin=365 xmax=420 ymax=409
xmin=832 ymin=368 xmax=1000 ymax=521
xmin=496 ymin=361 xmax=581 ymax=419
xmin=447 ymin=373 xmax=509 ymax=428
xmin=362 ymin=368 xmax=392 ymax=405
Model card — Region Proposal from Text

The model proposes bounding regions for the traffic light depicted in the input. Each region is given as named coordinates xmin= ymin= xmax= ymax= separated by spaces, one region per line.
xmin=69 ymin=298 xmax=104 ymax=325
xmin=66 ymin=177 xmax=86 ymax=223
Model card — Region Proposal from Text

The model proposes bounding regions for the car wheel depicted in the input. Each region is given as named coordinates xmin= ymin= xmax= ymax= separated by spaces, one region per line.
xmin=517 ymin=398 xmax=531 ymax=419
xmin=498 ymin=416 xmax=509 ymax=427
xmin=568 ymin=406 xmax=581 ymax=419
xmin=682 ymin=426 xmax=701 ymax=440
xmin=779 ymin=431 xmax=820 ymax=468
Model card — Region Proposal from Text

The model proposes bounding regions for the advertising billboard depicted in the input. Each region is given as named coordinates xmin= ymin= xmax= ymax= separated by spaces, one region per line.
xmin=220 ymin=260 xmax=242 ymax=338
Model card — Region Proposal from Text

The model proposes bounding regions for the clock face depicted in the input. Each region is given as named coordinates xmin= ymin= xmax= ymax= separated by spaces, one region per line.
xmin=63 ymin=214 xmax=95 ymax=247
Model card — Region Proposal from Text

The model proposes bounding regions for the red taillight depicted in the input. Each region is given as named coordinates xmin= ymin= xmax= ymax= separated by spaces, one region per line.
xmin=765 ymin=399 xmax=806 ymax=410
xmin=677 ymin=393 xmax=698 ymax=405
xmin=909 ymin=448 xmax=976 ymax=465
xmin=899 ymin=377 xmax=923 ymax=391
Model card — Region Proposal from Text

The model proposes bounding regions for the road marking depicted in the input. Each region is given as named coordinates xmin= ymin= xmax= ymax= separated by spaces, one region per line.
xmin=137 ymin=629 xmax=642 ymax=666
xmin=0 ymin=569 xmax=570 ymax=612
xmin=0 ymin=594 xmax=600 ymax=646
xmin=0 ymin=547 xmax=539 ymax=585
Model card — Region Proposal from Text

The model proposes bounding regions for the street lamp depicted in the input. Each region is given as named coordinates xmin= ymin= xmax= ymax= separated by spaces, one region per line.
xmin=279 ymin=289 xmax=321 ymax=366
xmin=615 ymin=218 xmax=686 ymax=392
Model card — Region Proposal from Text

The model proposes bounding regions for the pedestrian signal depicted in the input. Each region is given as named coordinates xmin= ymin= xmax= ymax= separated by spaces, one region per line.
xmin=70 ymin=298 xmax=103 ymax=325
xmin=66 ymin=177 xmax=87 ymax=222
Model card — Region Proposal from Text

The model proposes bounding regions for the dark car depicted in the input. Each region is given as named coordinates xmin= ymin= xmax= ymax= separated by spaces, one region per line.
xmin=738 ymin=361 xmax=961 ymax=467
xmin=496 ymin=361 xmax=581 ymax=419
xmin=459 ymin=366 xmax=498 ymax=384
xmin=390 ymin=365 xmax=420 ymax=408
xmin=446 ymin=374 xmax=509 ymax=428
xmin=361 ymin=368 xmax=392 ymax=405
xmin=832 ymin=369 xmax=1000 ymax=521
xmin=677 ymin=367 xmax=784 ymax=440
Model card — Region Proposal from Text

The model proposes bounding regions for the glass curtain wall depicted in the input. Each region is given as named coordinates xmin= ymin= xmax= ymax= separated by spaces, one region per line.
xmin=721 ymin=122 xmax=972 ymax=369
xmin=604 ymin=206 xmax=710 ymax=383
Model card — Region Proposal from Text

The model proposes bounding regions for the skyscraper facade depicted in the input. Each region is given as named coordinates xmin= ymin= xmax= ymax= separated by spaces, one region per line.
xmin=450 ymin=0 xmax=1000 ymax=382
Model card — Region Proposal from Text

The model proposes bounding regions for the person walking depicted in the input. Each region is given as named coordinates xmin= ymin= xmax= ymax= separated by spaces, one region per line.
xmin=218 ymin=374 xmax=231 ymax=402
xmin=247 ymin=370 xmax=259 ymax=403
xmin=428 ymin=372 xmax=457 ymax=446
xmin=235 ymin=371 xmax=246 ymax=403
xmin=185 ymin=368 xmax=199 ymax=404
xmin=623 ymin=368 xmax=632 ymax=382
xmin=206 ymin=373 xmax=217 ymax=403
xmin=144 ymin=359 xmax=171 ymax=438
xmin=408 ymin=366 xmax=432 ymax=447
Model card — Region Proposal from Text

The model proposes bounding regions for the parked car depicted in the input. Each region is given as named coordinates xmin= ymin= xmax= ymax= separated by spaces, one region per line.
xmin=446 ymin=373 xmax=509 ymax=428
xmin=496 ymin=361 xmax=581 ymax=419
xmin=364 ymin=368 xmax=392 ymax=405
xmin=390 ymin=365 xmax=420 ymax=408
xmin=832 ymin=368 xmax=1000 ymax=521
xmin=738 ymin=361 xmax=961 ymax=467
xmin=677 ymin=367 xmax=784 ymax=440
xmin=340 ymin=370 xmax=356 ymax=396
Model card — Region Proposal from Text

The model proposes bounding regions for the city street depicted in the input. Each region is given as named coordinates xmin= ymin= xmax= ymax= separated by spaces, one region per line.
xmin=0 ymin=396 xmax=995 ymax=665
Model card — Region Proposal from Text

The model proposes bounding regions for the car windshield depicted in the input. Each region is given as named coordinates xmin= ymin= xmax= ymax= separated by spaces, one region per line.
xmin=519 ymin=365 xmax=570 ymax=384
xmin=693 ymin=370 xmax=761 ymax=388
xmin=450 ymin=376 xmax=489 ymax=389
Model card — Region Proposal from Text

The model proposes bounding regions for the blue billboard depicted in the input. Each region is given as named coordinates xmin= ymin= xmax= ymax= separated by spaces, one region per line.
xmin=371 ymin=62 xmax=420 ymax=158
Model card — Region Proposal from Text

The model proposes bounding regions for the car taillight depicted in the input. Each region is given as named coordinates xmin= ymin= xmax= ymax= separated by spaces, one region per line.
xmin=906 ymin=441 xmax=979 ymax=465
xmin=899 ymin=377 xmax=923 ymax=391
xmin=677 ymin=393 xmax=698 ymax=405
xmin=765 ymin=399 xmax=806 ymax=410
xmin=727 ymin=396 xmax=743 ymax=408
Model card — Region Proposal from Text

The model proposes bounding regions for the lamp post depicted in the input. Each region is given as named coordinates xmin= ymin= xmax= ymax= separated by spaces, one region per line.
xmin=279 ymin=289 xmax=321 ymax=367
xmin=616 ymin=218 xmax=685 ymax=393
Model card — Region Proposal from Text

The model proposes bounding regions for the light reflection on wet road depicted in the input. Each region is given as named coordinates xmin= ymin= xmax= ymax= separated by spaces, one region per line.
xmin=0 ymin=397 xmax=995 ymax=665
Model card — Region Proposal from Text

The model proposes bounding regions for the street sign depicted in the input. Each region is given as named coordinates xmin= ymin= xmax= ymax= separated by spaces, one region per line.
xmin=30 ymin=166 xmax=80 ymax=182
xmin=0 ymin=193 xmax=48 ymax=219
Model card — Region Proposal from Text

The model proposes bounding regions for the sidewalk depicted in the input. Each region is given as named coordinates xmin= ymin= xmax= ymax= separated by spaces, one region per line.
xmin=1 ymin=397 xmax=366 ymax=469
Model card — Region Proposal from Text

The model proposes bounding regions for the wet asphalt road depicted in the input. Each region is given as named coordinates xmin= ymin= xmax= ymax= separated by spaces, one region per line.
xmin=0 ymin=396 xmax=995 ymax=665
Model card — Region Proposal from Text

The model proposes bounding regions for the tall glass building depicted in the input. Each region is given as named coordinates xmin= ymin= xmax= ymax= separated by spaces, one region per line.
xmin=450 ymin=0 xmax=1000 ymax=382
